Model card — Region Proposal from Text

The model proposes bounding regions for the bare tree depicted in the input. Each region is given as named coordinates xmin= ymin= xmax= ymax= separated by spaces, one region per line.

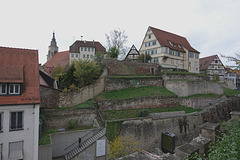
xmin=105 ymin=28 xmax=128 ymax=56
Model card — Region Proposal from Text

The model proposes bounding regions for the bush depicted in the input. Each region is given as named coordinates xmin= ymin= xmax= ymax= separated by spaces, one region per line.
xmin=138 ymin=109 xmax=149 ymax=117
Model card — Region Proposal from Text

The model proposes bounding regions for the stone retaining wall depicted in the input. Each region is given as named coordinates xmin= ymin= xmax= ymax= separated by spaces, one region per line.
xmin=97 ymin=96 xmax=179 ymax=111
xmin=105 ymin=77 xmax=162 ymax=91
xmin=44 ymin=108 xmax=97 ymax=129
xmin=164 ymin=80 xmax=223 ymax=97
xmin=40 ymin=85 xmax=61 ymax=109
xmin=119 ymin=97 xmax=240 ymax=151
xmin=103 ymin=59 xmax=159 ymax=75
xmin=162 ymin=73 xmax=208 ymax=81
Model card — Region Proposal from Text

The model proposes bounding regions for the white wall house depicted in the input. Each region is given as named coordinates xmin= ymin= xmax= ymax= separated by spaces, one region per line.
xmin=0 ymin=47 xmax=40 ymax=160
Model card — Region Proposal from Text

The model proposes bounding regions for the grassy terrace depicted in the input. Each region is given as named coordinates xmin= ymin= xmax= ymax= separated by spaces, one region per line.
xmin=97 ymin=86 xmax=175 ymax=100
xmin=56 ymin=100 xmax=94 ymax=110
xmin=104 ymin=106 xmax=202 ymax=121
xmin=107 ymin=75 xmax=161 ymax=78
xmin=224 ymin=87 xmax=240 ymax=97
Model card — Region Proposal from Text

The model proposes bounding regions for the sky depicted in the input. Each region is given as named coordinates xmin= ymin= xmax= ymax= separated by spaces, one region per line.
xmin=1 ymin=0 xmax=240 ymax=66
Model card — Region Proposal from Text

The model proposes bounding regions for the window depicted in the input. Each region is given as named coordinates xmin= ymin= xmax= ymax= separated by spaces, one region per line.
xmin=10 ymin=112 xmax=23 ymax=130
xmin=195 ymin=54 xmax=199 ymax=59
xmin=90 ymin=55 xmax=93 ymax=58
xmin=170 ymin=50 xmax=174 ymax=55
xmin=154 ymin=57 xmax=159 ymax=63
xmin=176 ymin=59 xmax=179 ymax=64
xmin=92 ymin=48 xmax=94 ymax=52
xmin=154 ymin=49 xmax=157 ymax=54
xmin=169 ymin=41 xmax=173 ymax=46
xmin=171 ymin=59 xmax=174 ymax=64
xmin=161 ymin=47 xmax=164 ymax=53
xmin=189 ymin=52 xmax=194 ymax=58
xmin=84 ymin=47 xmax=87 ymax=51
xmin=194 ymin=61 xmax=198 ymax=66
xmin=88 ymin=48 xmax=90 ymax=51
xmin=165 ymin=48 xmax=169 ymax=53
xmin=145 ymin=51 xmax=147 ymax=55
xmin=0 ymin=84 xmax=7 ymax=95
xmin=148 ymin=34 xmax=151 ymax=39
xmin=175 ymin=51 xmax=180 ymax=56
xmin=87 ymin=54 xmax=89 ymax=58
xmin=76 ymin=54 xmax=79 ymax=58
xmin=152 ymin=41 xmax=156 ymax=45
xmin=71 ymin=53 xmax=74 ymax=58
xmin=9 ymin=141 xmax=23 ymax=159
xmin=81 ymin=47 xmax=83 ymax=51
xmin=147 ymin=50 xmax=150 ymax=55
xmin=83 ymin=54 xmax=85 ymax=58
xmin=9 ymin=84 xmax=20 ymax=95
xmin=178 ymin=45 xmax=181 ymax=48
xmin=0 ymin=113 xmax=2 ymax=132
xmin=151 ymin=50 xmax=154 ymax=55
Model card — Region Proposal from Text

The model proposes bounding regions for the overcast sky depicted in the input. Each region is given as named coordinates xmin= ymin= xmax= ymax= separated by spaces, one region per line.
xmin=1 ymin=0 xmax=240 ymax=65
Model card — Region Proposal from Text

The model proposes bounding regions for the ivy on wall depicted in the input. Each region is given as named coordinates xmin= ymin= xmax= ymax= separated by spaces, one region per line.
xmin=106 ymin=120 xmax=123 ymax=142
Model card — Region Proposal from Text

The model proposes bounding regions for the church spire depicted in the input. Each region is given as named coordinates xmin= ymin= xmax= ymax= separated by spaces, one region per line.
xmin=47 ymin=31 xmax=59 ymax=61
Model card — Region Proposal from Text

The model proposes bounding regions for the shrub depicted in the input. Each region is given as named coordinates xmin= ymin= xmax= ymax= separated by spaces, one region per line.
xmin=138 ymin=109 xmax=149 ymax=117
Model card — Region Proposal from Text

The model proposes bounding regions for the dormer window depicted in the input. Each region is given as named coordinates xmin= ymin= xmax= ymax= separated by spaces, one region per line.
xmin=9 ymin=84 xmax=20 ymax=95
xmin=0 ymin=84 xmax=7 ymax=95
xmin=169 ymin=41 xmax=173 ymax=46
xmin=178 ymin=45 xmax=181 ymax=48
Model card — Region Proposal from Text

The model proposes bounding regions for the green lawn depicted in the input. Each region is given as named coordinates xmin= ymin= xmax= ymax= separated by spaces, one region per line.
xmin=224 ymin=87 xmax=240 ymax=97
xmin=103 ymin=106 xmax=202 ymax=121
xmin=107 ymin=75 xmax=160 ymax=78
xmin=97 ymin=86 xmax=175 ymax=100
xmin=162 ymin=71 xmax=207 ymax=77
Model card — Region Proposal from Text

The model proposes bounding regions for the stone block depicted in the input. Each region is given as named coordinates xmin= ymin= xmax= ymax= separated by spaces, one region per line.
xmin=230 ymin=111 xmax=240 ymax=120
xmin=175 ymin=143 xmax=199 ymax=159
xmin=199 ymin=122 xmax=220 ymax=143
xmin=190 ymin=135 xmax=211 ymax=155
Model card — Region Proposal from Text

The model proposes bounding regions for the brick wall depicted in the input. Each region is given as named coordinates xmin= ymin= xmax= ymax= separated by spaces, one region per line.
xmin=105 ymin=77 xmax=163 ymax=91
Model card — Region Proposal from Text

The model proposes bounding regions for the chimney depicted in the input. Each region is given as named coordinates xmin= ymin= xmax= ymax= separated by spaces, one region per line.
xmin=93 ymin=40 xmax=95 ymax=46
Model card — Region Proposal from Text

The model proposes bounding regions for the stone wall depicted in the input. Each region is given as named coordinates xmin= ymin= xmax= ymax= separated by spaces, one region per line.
xmin=179 ymin=96 xmax=227 ymax=109
xmin=40 ymin=85 xmax=61 ymax=109
xmin=97 ymin=96 xmax=179 ymax=111
xmin=103 ymin=59 xmax=159 ymax=75
xmin=105 ymin=77 xmax=163 ymax=91
xmin=162 ymin=73 xmax=208 ymax=81
xmin=222 ymin=79 xmax=235 ymax=90
xmin=58 ymin=69 xmax=107 ymax=108
xmin=44 ymin=108 xmax=97 ymax=129
xmin=118 ymin=97 xmax=240 ymax=151
xmin=164 ymin=80 xmax=223 ymax=97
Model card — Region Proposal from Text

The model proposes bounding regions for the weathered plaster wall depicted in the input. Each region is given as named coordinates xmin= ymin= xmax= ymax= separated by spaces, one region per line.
xmin=164 ymin=80 xmax=223 ymax=97
xmin=44 ymin=108 xmax=97 ymax=129
xmin=105 ymin=77 xmax=162 ymax=91
xmin=97 ymin=96 xmax=179 ymax=111
xmin=103 ymin=59 xmax=159 ymax=75
xmin=119 ymin=97 xmax=240 ymax=151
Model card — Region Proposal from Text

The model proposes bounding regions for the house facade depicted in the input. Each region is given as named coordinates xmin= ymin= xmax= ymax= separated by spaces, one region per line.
xmin=200 ymin=55 xmax=225 ymax=82
xmin=139 ymin=26 xmax=200 ymax=73
xmin=69 ymin=40 xmax=106 ymax=64
xmin=0 ymin=47 xmax=40 ymax=160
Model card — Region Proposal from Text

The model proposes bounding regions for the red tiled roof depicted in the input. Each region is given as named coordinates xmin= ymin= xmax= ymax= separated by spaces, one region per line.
xmin=42 ymin=50 xmax=69 ymax=75
xmin=69 ymin=40 xmax=106 ymax=53
xmin=149 ymin=26 xmax=200 ymax=53
xmin=0 ymin=46 xmax=40 ymax=105
xmin=0 ymin=66 xmax=23 ymax=83
xmin=199 ymin=55 xmax=217 ymax=71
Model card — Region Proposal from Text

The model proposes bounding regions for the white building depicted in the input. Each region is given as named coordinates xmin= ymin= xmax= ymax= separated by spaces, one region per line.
xmin=0 ymin=47 xmax=40 ymax=160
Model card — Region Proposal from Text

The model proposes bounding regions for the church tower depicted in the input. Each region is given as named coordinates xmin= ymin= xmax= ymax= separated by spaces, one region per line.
xmin=47 ymin=32 xmax=59 ymax=61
